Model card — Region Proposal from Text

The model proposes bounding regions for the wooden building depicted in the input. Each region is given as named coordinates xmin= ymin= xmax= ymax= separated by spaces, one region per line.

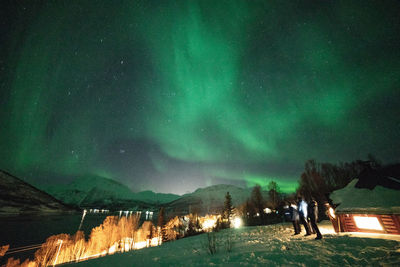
xmin=329 ymin=164 xmax=400 ymax=235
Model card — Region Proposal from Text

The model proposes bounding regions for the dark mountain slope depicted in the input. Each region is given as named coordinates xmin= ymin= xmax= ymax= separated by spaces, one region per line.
xmin=0 ymin=170 xmax=75 ymax=214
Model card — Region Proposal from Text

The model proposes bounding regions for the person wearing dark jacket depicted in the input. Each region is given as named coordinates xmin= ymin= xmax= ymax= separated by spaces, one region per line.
xmin=297 ymin=196 xmax=311 ymax=236
xmin=308 ymin=198 xmax=322 ymax=240
xmin=289 ymin=201 xmax=301 ymax=235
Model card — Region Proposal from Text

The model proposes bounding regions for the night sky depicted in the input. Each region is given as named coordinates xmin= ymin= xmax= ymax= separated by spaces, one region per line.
xmin=1 ymin=1 xmax=399 ymax=194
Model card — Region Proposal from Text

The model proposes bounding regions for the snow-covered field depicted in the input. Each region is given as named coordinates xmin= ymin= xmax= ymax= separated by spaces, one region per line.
xmin=73 ymin=221 xmax=400 ymax=266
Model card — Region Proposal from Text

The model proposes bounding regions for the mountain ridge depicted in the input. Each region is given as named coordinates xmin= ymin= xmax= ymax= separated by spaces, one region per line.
xmin=44 ymin=175 xmax=180 ymax=207
xmin=1 ymin=170 xmax=272 ymax=214
xmin=0 ymin=169 xmax=76 ymax=214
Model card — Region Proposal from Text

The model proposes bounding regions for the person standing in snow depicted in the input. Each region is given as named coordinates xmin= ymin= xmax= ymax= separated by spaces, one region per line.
xmin=297 ymin=196 xmax=311 ymax=236
xmin=308 ymin=198 xmax=323 ymax=239
xmin=289 ymin=201 xmax=301 ymax=235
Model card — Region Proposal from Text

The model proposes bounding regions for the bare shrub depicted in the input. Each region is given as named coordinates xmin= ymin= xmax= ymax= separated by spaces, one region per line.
xmin=225 ymin=233 xmax=233 ymax=252
xmin=0 ymin=245 xmax=9 ymax=257
xmin=207 ymin=232 xmax=216 ymax=255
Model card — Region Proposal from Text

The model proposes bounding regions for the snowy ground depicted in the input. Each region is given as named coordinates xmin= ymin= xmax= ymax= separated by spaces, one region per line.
xmin=73 ymin=221 xmax=400 ymax=266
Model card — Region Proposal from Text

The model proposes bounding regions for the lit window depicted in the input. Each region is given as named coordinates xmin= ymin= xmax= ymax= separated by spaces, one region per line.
xmin=353 ymin=216 xmax=383 ymax=231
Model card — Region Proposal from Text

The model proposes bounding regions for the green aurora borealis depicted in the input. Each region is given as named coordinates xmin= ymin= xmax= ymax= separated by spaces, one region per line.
xmin=0 ymin=1 xmax=399 ymax=194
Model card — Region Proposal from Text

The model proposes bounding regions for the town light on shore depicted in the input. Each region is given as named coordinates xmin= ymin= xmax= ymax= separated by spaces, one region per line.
xmin=202 ymin=218 xmax=217 ymax=230
xmin=233 ymin=217 xmax=242 ymax=229
xmin=353 ymin=216 xmax=383 ymax=231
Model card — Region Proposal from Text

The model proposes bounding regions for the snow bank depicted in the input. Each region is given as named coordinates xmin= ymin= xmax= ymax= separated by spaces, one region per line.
xmin=330 ymin=179 xmax=400 ymax=214
xmin=73 ymin=221 xmax=400 ymax=266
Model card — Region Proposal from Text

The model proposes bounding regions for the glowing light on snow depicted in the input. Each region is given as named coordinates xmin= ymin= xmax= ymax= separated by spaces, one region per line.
xmin=353 ymin=216 xmax=383 ymax=231
xmin=233 ymin=217 xmax=242 ymax=228
xmin=108 ymin=243 xmax=117 ymax=254
xmin=133 ymin=237 xmax=160 ymax=249
xmin=318 ymin=225 xmax=336 ymax=235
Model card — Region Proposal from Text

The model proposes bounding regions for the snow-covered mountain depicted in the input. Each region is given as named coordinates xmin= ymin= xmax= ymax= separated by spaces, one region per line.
xmin=131 ymin=190 xmax=180 ymax=204
xmin=45 ymin=175 xmax=135 ymax=206
xmin=167 ymin=184 xmax=255 ymax=215
xmin=45 ymin=175 xmax=180 ymax=207
xmin=0 ymin=170 xmax=75 ymax=214
xmin=34 ymin=174 xmax=267 ymax=212
xmin=184 ymin=184 xmax=252 ymax=206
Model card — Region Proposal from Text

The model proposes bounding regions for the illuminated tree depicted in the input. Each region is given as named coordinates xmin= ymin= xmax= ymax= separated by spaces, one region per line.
xmin=157 ymin=207 xmax=165 ymax=227
xmin=164 ymin=216 xmax=184 ymax=241
xmin=187 ymin=213 xmax=200 ymax=236
xmin=157 ymin=207 xmax=167 ymax=242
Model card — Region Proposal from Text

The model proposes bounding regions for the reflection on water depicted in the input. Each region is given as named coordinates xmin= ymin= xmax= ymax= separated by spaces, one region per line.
xmin=78 ymin=209 xmax=88 ymax=231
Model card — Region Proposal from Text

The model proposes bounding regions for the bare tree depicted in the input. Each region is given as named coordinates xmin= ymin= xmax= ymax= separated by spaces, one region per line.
xmin=251 ymin=185 xmax=265 ymax=224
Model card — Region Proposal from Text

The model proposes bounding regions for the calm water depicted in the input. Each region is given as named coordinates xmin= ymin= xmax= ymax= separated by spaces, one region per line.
xmin=0 ymin=211 xmax=156 ymax=264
